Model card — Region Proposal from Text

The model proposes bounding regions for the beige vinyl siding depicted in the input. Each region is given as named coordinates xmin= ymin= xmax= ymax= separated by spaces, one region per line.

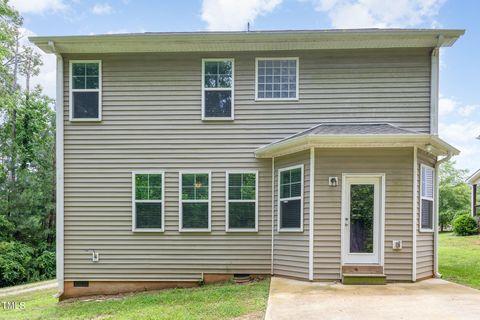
xmin=63 ymin=48 xmax=430 ymax=281
xmin=313 ymin=148 xmax=414 ymax=281
xmin=416 ymin=150 xmax=436 ymax=279
xmin=273 ymin=151 xmax=310 ymax=279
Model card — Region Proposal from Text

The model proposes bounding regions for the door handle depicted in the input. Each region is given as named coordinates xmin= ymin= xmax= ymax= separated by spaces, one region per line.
xmin=345 ymin=217 xmax=349 ymax=227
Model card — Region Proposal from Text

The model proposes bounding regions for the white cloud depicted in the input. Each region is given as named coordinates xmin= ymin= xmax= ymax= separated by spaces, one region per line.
xmin=201 ymin=0 xmax=282 ymax=31
xmin=439 ymin=96 xmax=457 ymax=116
xmin=313 ymin=0 xmax=445 ymax=28
xmin=92 ymin=3 xmax=113 ymax=15
xmin=10 ymin=0 xmax=66 ymax=14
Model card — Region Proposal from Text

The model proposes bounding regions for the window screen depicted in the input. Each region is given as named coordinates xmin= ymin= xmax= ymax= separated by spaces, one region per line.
xmin=71 ymin=62 xmax=101 ymax=120
xmin=181 ymin=173 xmax=210 ymax=230
xmin=421 ymin=166 xmax=434 ymax=230
xmin=133 ymin=173 xmax=163 ymax=230
xmin=279 ymin=166 xmax=303 ymax=230
xmin=257 ymin=58 xmax=297 ymax=99
xmin=228 ymin=173 xmax=256 ymax=230
xmin=203 ymin=60 xmax=233 ymax=119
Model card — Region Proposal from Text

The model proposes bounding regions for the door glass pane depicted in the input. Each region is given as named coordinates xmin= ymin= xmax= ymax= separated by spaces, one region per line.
xmin=350 ymin=184 xmax=374 ymax=253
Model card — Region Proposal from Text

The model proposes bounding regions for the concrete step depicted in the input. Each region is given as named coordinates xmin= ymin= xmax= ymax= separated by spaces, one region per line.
xmin=342 ymin=273 xmax=386 ymax=285
xmin=342 ymin=265 xmax=384 ymax=275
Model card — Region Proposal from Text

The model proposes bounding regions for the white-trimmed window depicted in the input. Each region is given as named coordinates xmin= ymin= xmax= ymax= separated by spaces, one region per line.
xmin=180 ymin=172 xmax=211 ymax=231
xmin=70 ymin=60 xmax=102 ymax=121
xmin=278 ymin=165 xmax=303 ymax=231
xmin=420 ymin=165 xmax=435 ymax=232
xmin=256 ymin=57 xmax=298 ymax=100
xmin=132 ymin=172 xmax=164 ymax=232
xmin=226 ymin=171 xmax=258 ymax=232
xmin=202 ymin=59 xmax=234 ymax=120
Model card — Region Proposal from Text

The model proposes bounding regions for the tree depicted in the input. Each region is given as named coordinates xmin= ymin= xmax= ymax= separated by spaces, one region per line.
xmin=0 ymin=0 xmax=56 ymax=286
xmin=439 ymin=161 xmax=471 ymax=231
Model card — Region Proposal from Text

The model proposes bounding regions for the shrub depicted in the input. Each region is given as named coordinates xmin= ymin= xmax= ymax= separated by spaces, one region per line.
xmin=452 ymin=214 xmax=478 ymax=236
xmin=0 ymin=241 xmax=34 ymax=287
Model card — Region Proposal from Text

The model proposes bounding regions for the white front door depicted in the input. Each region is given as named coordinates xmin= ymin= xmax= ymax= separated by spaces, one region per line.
xmin=342 ymin=175 xmax=383 ymax=265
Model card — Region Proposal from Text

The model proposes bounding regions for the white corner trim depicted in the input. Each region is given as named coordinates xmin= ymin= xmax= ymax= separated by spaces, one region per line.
xmin=69 ymin=60 xmax=102 ymax=122
xmin=277 ymin=164 xmax=304 ymax=232
xmin=412 ymin=146 xmax=418 ymax=281
xmin=131 ymin=171 xmax=165 ymax=233
xmin=55 ymin=54 xmax=64 ymax=294
xmin=308 ymin=147 xmax=315 ymax=281
xmin=271 ymin=157 xmax=275 ymax=275
xmin=225 ymin=170 xmax=259 ymax=232
xmin=430 ymin=48 xmax=439 ymax=135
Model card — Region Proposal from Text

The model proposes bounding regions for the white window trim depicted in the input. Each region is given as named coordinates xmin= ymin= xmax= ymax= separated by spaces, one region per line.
xmin=69 ymin=60 xmax=102 ymax=122
xmin=131 ymin=171 xmax=165 ymax=232
xmin=278 ymin=164 xmax=304 ymax=232
xmin=420 ymin=164 xmax=435 ymax=233
xmin=179 ymin=171 xmax=212 ymax=232
xmin=225 ymin=170 xmax=259 ymax=232
xmin=201 ymin=58 xmax=235 ymax=121
xmin=255 ymin=57 xmax=299 ymax=101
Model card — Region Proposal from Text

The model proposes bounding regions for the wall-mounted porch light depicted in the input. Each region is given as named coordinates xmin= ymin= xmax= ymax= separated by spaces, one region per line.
xmin=329 ymin=176 xmax=338 ymax=187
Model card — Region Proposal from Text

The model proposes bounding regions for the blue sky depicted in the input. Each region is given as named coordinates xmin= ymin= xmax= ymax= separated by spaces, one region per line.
xmin=12 ymin=0 xmax=480 ymax=172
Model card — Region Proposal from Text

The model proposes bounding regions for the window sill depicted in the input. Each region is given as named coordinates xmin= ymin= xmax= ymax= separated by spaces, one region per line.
xmin=132 ymin=228 xmax=164 ymax=233
xmin=70 ymin=118 xmax=102 ymax=122
xmin=278 ymin=228 xmax=303 ymax=233
xmin=419 ymin=228 xmax=434 ymax=233
xmin=179 ymin=228 xmax=211 ymax=233
xmin=226 ymin=228 xmax=258 ymax=233
xmin=202 ymin=117 xmax=234 ymax=121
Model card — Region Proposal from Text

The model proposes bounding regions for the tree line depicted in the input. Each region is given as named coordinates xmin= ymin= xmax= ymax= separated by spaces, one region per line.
xmin=0 ymin=0 xmax=55 ymax=287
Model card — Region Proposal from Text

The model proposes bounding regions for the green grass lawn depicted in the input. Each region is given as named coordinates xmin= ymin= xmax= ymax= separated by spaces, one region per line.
xmin=439 ymin=232 xmax=480 ymax=289
xmin=0 ymin=279 xmax=270 ymax=320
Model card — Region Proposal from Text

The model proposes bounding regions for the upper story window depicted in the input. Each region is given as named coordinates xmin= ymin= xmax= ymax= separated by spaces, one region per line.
xmin=226 ymin=172 xmax=258 ymax=232
xmin=180 ymin=172 xmax=211 ymax=232
xmin=70 ymin=60 xmax=102 ymax=121
xmin=132 ymin=172 xmax=164 ymax=232
xmin=256 ymin=58 xmax=298 ymax=100
xmin=202 ymin=59 xmax=234 ymax=120
xmin=278 ymin=165 xmax=303 ymax=232
xmin=420 ymin=165 xmax=435 ymax=232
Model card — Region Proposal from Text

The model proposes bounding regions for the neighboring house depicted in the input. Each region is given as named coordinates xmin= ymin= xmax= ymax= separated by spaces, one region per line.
xmin=30 ymin=29 xmax=464 ymax=299
xmin=467 ymin=136 xmax=480 ymax=217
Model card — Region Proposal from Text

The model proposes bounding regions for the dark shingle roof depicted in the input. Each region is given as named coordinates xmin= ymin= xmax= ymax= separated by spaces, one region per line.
xmin=276 ymin=123 xmax=418 ymax=144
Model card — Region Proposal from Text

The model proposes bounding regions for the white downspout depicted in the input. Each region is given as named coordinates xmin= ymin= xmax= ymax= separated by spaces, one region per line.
xmin=430 ymin=35 xmax=443 ymax=135
xmin=434 ymin=152 xmax=452 ymax=278
xmin=48 ymin=41 xmax=64 ymax=296
xmin=271 ymin=157 xmax=275 ymax=275
xmin=412 ymin=146 xmax=418 ymax=282
xmin=308 ymin=147 xmax=315 ymax=281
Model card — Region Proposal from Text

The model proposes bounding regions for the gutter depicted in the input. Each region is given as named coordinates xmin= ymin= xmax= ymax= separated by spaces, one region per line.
xmin=48 ymin=41 xmax=65 ymax=297
xmin=434 ymin=151 xmax=453 ymax=278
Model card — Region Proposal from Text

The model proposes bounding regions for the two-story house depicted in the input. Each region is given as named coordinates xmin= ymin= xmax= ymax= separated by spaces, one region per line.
xmin=30 ymin=29 xmax=464 ymax=299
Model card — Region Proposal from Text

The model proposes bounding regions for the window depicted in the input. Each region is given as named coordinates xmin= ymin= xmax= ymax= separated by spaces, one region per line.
xmin=132 ymin=172 xmax=164 ymax=232
xmin=70 ymin=60 xmax=101 ymax=121
xmin=202 ymin=59 xmax=234 ymax=120
xmin=256 ymin=58 xmax=298 ymax=100
xmin=227 ymin=172 xmax=258 ymax=231
xmin=278 ymin=165 xmax=303 ymax=231
xmin=180 ymin=172 xmax=210 ymax=231
xmin=420 ymin=165 xmax=435 ymax=231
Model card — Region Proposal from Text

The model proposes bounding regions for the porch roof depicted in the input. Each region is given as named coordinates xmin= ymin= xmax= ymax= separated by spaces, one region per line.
xmin=467 ymin=169 xmax=480 ymax=185
xmin=255 ymin=123 xmax=460 ymax=158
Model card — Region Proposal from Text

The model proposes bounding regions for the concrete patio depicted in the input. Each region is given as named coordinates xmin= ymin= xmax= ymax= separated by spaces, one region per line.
xmin=265 ymin=277 xmax=480 ymax=320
